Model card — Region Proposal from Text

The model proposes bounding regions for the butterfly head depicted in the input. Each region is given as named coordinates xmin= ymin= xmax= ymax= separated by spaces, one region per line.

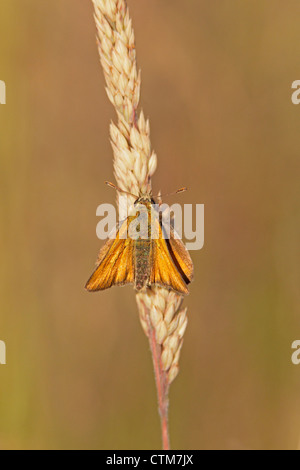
xmin=134 ymin=193 xmax=156 ymax=207
xmin=105 ymin=181 xmax=187 ymax=208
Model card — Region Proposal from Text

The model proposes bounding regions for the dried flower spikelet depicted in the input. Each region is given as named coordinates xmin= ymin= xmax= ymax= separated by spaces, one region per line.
xmin=136 ymin=288 xmax=188 ymax=384
xmin=93 ymin=0 xmax=156 ymax=199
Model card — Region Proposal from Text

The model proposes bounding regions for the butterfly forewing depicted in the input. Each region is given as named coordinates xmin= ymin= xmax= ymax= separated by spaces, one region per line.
xmin=150 ymin=221 xmax=191 ymax=295
xmin=85 ymin=218 xmax=135 ymax=291
xmin=166 ymin=227 xmax=194 ymax=285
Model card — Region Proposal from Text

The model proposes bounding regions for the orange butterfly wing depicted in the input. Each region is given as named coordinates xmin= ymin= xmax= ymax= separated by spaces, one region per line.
xmin=166 ymin=227 xmax=194 ymax=285
xmin=85 ymin=219 xmax=134 ymax=291
xmin=150 ymin=222 xmax=193 ymax=295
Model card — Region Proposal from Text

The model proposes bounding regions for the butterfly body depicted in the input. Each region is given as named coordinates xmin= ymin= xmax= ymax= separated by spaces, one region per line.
xmin=86 ymin=194 xmax=194 ymax=295
xmin=135 ymin=236 xmax=152 ymax=290
xmin=134 ymin=197 xmax=155 ymax=291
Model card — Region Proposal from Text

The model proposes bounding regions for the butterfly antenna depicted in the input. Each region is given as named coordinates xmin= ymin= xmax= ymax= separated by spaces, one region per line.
xmin=154 ymin=187 xmax=188 ymax=199
xmin=105 ymin=181 xmax=138 ymax=198
xmin=176 ymin=187 xmax=188 ymax=194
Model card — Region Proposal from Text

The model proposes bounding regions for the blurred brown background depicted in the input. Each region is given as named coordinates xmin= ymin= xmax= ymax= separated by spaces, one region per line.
xmin=0 ymin=0 xmax=300 ymax=450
